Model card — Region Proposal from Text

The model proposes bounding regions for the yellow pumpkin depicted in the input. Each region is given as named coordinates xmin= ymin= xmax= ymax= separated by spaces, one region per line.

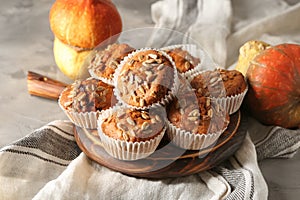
xmin=53 ymin=37 xmax=94 ymax=80
xmin=235 ymin=40 xmax=270 ymax=76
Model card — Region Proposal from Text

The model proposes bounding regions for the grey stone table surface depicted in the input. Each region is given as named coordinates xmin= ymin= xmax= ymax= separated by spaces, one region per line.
xmin=0 ymin=0 xmax=299 ymax=200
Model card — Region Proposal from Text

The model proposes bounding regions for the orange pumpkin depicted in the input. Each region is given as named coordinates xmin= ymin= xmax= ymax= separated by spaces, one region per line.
xmin=49 ymin=0 xmax=122 ymax=49
xmin=245 ymin=43 xmax=300 ymax=128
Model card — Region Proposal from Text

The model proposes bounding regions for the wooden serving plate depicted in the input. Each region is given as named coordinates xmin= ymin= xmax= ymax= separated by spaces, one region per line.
xmin=26 ymin=72 xmax=247 ymax=178
xmin=74 ymin=111 xmax=247 ymax=179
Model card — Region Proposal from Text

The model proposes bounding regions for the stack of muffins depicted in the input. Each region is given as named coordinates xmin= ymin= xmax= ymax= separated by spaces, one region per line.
xmin=58 ymin=43 xmax=248 ymax=160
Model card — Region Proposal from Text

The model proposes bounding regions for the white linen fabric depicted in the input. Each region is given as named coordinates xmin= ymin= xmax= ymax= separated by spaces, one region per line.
xmin=1 ymin=0 xmax=300 ymax=199
xmin=0 ymin=120 xmax=267 ymax=200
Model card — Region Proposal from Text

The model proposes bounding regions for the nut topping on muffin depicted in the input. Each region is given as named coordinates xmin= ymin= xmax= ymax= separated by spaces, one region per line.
xmin=89 ymin=43 xmax=135 ymax=81
xmin=115 ymin=49 xmax=177 ymax=108
xmin=101 ymin=107 xmax=165 ymax=142
xmin=167 ymin=76 xmax=229 ymax=134
xmin=164 ymin=47 xmax=200 ymax=73
xmin=190 ymin=69 xmax=247 ymax=98
xmin=60 ymin=78 xmax=116 ymax=113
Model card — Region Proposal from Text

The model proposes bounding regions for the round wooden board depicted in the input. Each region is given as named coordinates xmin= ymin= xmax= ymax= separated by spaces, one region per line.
xmin=74 ymin=111 xmax=247 ymax=179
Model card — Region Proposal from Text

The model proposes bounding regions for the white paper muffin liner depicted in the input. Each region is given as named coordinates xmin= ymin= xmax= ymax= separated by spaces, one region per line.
xmin=189 ymin=70 xmax=248 ymax=115
xmin=97 ymin=107 xmax=166 ymax=160
xmin=166 ymin=119 xmax=227 ymax=150
xmin=113 ymin=48 xmax=180 ymax=110
xmin=58 ymin=89 xmax=116 ymax=129
xmin=211 ymin=85 xmax=248 ymax=115
xmin=160 ymin=44 xmax=210 ymax=78
xmin=88 ymin=68 xmax=115 ymax=86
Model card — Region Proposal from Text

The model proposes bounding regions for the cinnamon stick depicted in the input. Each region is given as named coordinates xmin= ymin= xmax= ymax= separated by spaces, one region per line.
xmin=27 ymin=71 xmax=68 ymax=100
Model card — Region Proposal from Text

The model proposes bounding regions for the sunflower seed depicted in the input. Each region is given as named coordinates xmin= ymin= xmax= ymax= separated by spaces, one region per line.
xmin=126 ymin=118 xmax=136 ymax=126
xmin=106 ymin=116 xmax=113 ymax=123
xmin=141 ymin=112 xmax=150 ymax=120
xmin=142 ymin=129 xmax=153 ymax=135
xmin=179 ymin=108 xmax=184 ymax=115
xmin=86 ymin=84 xmax=96 ymax=92
xmin=184 ymin=61 xmax=191 ymax=70
xmin=157 ymin=64 xmax=164 ymax=70
xmin=77 ymin=92 xmax=86 ymax=101
xmin=80 ymin=101 xmax=87 ymax=107
xmin=148 ymin=53 xmax=158 ymax=59
xmin=133 ymin=126 xmax=139 ymax=131
xmin=109 ymin=60 xmax=119 ymax=69
xmin=211 ymin=78 xmax=222 ymax=87
xmin=139 ymin=98 xmax=145 ymax=107
xmin=67 ymin=94 xmax=75 ymax=99
xmin=138 ymin=55 xmax=145 ymax=61
xmin=188 ymin=109 xmax=200 ymax=117
xmin=143 ymin=82 xmax=150 ymax=90
xmin=91 ymin=92 xmax=99 ymax=98
xmin=209 ymin=76 xmax=218 ymax=84
xmin=120 ymin=70 xmax=128 ymax=76
xmin=151 ymin=118 xmax=156 ymax=124
xmin=144 ymin=59 xmax=156 ymax=64
xmin=129 ymin=59 xmax=135 ymax=65
xmin=197 ymin=88 xmax=202 ymax=94
xmin=188 ymin=116 xmax=198 ymax=121
xmin=155 ymin=59 xmax=162 ymax=64
xmin=97 ymin=86 xmax=105 ymax=91
xmin=132 ymin=95 xmax=140 ymax=104
xmin=142 ymin=62 xmax=152 ymax=68
xmin=70 ymin=90 xmax=77 ymax=96
xmin=144 ymin=70 xmax=153 ymax=77
xmin=129 ymin=129 xmax=136 ymax=137
xmin=138 ymin=86 xmax=146 ymax=94
xmin=101 ymin=89 xmax=108 ymax=96
xmin=64 ymin=101 xmax=72 ymax=107
xmin=135 ymin=75 xmax=142 ymax=84
xmin=155 ymin=115 xmax=162 ymax=122
xmin=122 ymin=132 xmax=129 ymax=141
xmin=141 ymin=122 xmax=150 ymax=130
xmin=117 ymin=122 xmax=128 ymax=131
xmin=206 ymin=99 xmax=211 ymax=107
xmin=207 ymin=109 xmax=213 ymax=117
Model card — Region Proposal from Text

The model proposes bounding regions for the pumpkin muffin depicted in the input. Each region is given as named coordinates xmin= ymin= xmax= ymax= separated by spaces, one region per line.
xmin=164 ymin=47 xmax=200 ymax=73
xmin=166 ymin=75 xmax=229 ymax=150
xmin=114 ymin=49 xmax=178 ymax=108
xmin=98 ymin=106 xmax=166 ymax=160
xmin=88 ymin=43 xmax=135 ymax=84
xmin=59 ymin=77 xmax=117 ymax=129
xmin=190 ymin=68 xmax=248 ymax=114
xmin=167 ymin=89 xmax=228 ymax=134
xmin=190 ymin=69 xmax=247 ymax=97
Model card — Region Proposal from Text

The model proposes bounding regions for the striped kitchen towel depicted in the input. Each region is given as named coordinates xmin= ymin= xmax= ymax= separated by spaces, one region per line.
xmin=0 ymin=114 xmax=299 ymax=200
